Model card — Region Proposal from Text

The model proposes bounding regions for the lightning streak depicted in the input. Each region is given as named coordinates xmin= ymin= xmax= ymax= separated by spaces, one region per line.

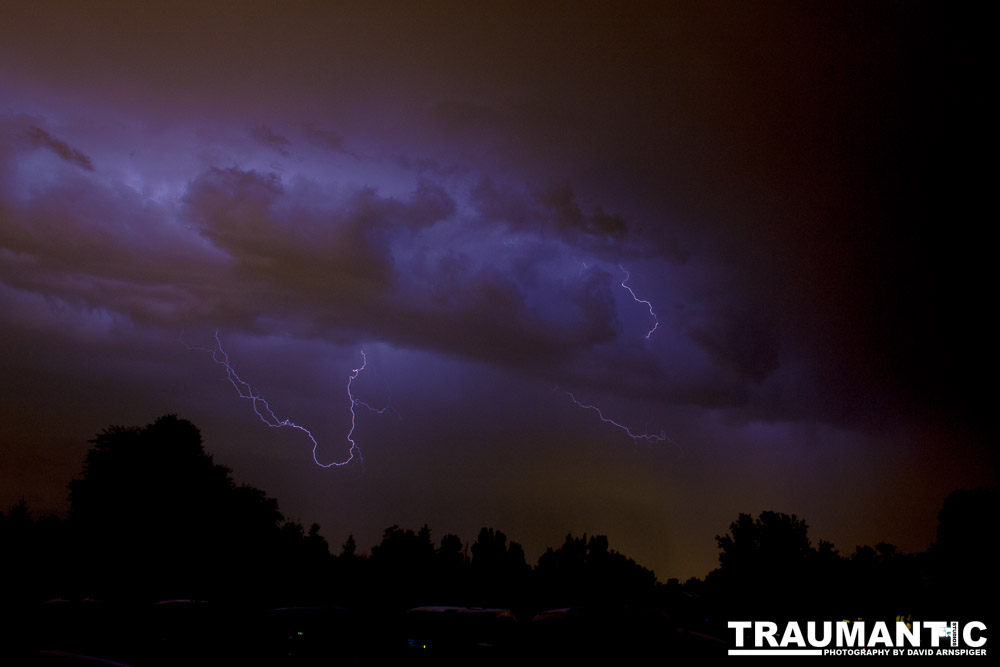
xmin=564 ymin=390 xmax=669 ymax=444
xmin=619 ymin=265 xmax=658 ymax=339
xmin=185 ymin=331 xmax=389 ymax=468
xmin=558 ymin=265 xmax=671 ymax=448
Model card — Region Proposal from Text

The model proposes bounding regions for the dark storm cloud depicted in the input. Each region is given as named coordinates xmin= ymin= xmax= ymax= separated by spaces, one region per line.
xmin=689 ymin=309 xmax=780 ymax=384
xmin=0 ymin=118 xmax=226 ymax=330
xmin=392 ymin=256 xmax=621 ymax=368
xmin=300 ymin=124 xmax=346 ymax=153
xmin=24 ymin=125 xmax=94 ymax=171
xmin=1 ymin=106 xmax=634 ymax=377
xmin=2 ymin=121 xmax=202 ymax=275
xmin=471 ymin=179 xmax=627 ymax=248
xmin=250 ymin=125 xmax=291 ymax=156
xmin=182 ymin=166 xmax=450 ymax=287
xmin=179 ymin=164 xmax=622 ymax=367
xmin=539 ymin=187 xmax=627 ymax=240
xmin=0 ymin=106 xmax=852 ymax=428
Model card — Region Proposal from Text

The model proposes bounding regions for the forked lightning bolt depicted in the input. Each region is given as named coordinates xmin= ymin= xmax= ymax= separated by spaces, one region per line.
xmin=564 ymin=390 xmax=668 ymax=444
xmin=561 ymin=266 xmax=671 ymax=446
xmin=619 ymin=265 xmax=658 ymax=340
xmin=185 ymin=331 xmax=390 ymax=468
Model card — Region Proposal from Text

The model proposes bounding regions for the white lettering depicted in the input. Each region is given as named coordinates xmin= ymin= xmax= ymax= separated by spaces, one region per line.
xmin=780 ymin=621 xmax=806 ymax=647
xmin=837 ymin=621 xmax=864 ymax=647
xmin=756 ymin=621 xmax=779 ymax=648
xmin=925 ymin=621 xmax=948 ymax=647
xmin=896 ymin=621 xmax=920 ymax=647
xmin=964 ymin=621 xmax=987 ymax=648
xmin=728 ymin=621 xmax=752 ymax=647
xmin=807 ymin=621 xmax=832 ymax=647
xmin=868 ymin=621 xmax=893 ymax=647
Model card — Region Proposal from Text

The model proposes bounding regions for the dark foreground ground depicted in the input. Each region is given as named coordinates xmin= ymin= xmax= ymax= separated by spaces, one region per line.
xmin=1 ymin=600 xmax=729 ymax=666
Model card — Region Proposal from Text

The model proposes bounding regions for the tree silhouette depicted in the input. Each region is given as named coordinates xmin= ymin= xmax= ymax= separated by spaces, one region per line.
xmin=534 ymin=533 xmax=655 ymax=608
xmin=436 ymin=533 xmax=469 ymax=603
xmin=0 ymin=499 xmax=70 ymax=604
xmin=928 ymin=487 xmax=999 ymax=617
xmin=469 ymin=527 xmax=529 ymax=607
xmin=368 ymin=523 xmax=438 ymax=608
xmin=65 ymin=415 xmax=300 ymax=602
xmin=341 ymin=533 xmax=359 ymax=559
xmin=715 ymin=511 xmax=811 ymax=571
xmin=709 ymin=511 xmax=815 ymax=619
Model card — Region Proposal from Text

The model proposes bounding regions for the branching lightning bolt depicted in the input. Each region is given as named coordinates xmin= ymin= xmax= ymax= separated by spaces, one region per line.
xmin=559 ymin=265 xmax=675 ymax=449
xmin=562 ymin=390 xmax=669 ymax=444
xmin=185 ymin=331 xmax=391 ymax=468
xmin=619 ymin=265 xmax=658 ymax=340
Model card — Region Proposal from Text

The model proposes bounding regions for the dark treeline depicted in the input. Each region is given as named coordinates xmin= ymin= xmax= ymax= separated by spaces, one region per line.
xmin=1 ymin=415 xmax=996 ymax=662
xmin=1 ymin=416 xmax=662 ymax=612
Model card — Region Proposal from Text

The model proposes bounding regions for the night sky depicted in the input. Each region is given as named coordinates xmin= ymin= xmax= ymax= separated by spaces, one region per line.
xmin=1 ymin=1 xmax=993 ymax=581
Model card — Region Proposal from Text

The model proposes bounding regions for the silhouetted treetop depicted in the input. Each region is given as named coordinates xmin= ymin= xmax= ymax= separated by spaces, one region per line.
xmin=68 ymin=415 xmax=241 ymax=525
xmin=708 ymin=511 xmax=821 ymax=619
xmin=715 ymin=511 xmax=812 ymax=572
xmin=64 ymin=415 xmax=299 ymax=601
xmin=471 ymin=527 xmax=527 ymax=575
xmin=370 ymin=523 xmax=436 ymax=569
xmin=535 ymin=533 xmax=656 ymax=606
xmin=929 ymin=487 xmax=999 ymax=613
xmin=935 ymin=487 xmax=998 ymax=561
xmin=341 ymin=533 xmax=359 ymax=559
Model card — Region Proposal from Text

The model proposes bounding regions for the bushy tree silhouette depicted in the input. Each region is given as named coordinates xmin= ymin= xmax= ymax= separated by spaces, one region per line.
xmin=66 ymin=415 xmax=306 ymax=602
xmin=0 ymin=499 xmax=70 ymax=604
xmin=707 ymin=510 xmax=938 ymax=622
xmin=368 ymin=524 xmax=438 ymax=608
xmin=709 ymin=511 xmax=815 ymax=619
xmin=534 ymin=533 xmax=655 ymax=607
xmin=715 ymin=511 xmax=811 ymax=572
xmin=435 ymin=533 xmax=469 ymax=603
xmin=929 ymin=487 xmax=999 ymax=617
xmin=470 ymin=527 xmax=529 ymax=607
